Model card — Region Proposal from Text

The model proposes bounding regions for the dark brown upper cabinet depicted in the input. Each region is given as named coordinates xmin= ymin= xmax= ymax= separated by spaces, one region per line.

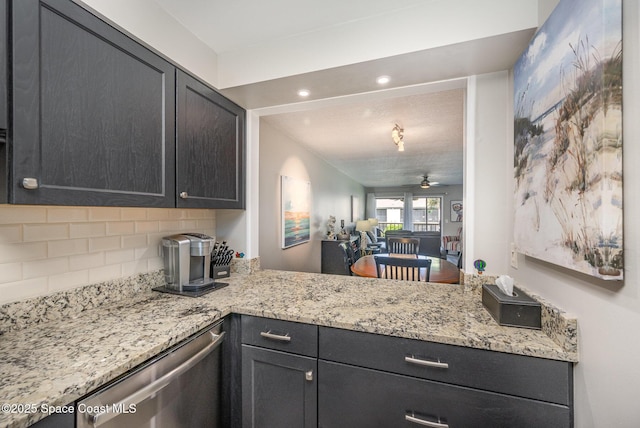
xmin=176 ymin=70 xmax=245 ymax=209
xmin=0 ymin=0 xmax=6 ymax=139
xmin=7 ymin=0 xmax=176 ymax=207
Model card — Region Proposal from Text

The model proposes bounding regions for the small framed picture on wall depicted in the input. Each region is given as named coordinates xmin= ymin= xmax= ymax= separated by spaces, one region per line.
xmin=450 ymin=200 xmax=463 ymax=222
xmin=351 ymin=195 xmax=360 ymax=222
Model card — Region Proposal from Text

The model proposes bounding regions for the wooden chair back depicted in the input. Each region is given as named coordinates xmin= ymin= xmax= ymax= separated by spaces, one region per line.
xmin=374 ymin=256 xmax=432 ymax=282
xmin=387 ymin=237 xmax=420 ymax=254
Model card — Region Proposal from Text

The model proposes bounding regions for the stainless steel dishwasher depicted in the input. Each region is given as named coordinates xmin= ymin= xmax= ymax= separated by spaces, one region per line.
xmin=77 ymin=321 xmax=225 ymax=428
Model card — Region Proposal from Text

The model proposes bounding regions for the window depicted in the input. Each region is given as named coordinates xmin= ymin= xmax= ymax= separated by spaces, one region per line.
xmin=374 ymin=197 xmax=404 ymax=232
xmin=413 ymin=197 xmax=441 ymax=232
xmin=374 ymin=196 xmax=441 ymax=232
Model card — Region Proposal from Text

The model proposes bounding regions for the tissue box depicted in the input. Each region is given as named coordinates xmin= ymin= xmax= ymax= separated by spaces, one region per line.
xmin=482 ymin=284 xmax=541 ymax=329
xmin=211 ymin=265 xmax=231 ymax=279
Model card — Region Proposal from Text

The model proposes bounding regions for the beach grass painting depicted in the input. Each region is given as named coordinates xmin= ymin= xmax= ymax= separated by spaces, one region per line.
xmin=513 ymin=0 xmax=622 ymax=280
xmin=281 ymin=176 xmax=311 ymax=248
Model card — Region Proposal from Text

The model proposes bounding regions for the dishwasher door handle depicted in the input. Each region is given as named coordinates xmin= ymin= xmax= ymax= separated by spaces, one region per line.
xmin=88 ymin=330 xmax=225 ymax=427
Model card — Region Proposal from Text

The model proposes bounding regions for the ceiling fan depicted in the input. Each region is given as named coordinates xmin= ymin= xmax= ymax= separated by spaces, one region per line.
xmin=420 ymin=175 xmax=439 ymax=189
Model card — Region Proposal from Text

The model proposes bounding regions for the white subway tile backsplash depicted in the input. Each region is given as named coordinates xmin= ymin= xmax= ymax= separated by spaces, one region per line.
xmin=47 ymin=207 xmax=88 ymax=223
xmin=159 ymin=220 xmax=198 ymax=232
xmin=0 ymin=206 xmax=216 ymax=304
xmin=135 ymin=246 xmax=158 ymax=260
xmin=135 ymin=221 xmax=160 ymax=234
xmin=89 ymin=264 xmax=122 ymax=283
xmin=0 ymin=206 xmax=47 ymax=224
xmin=24 ymin=223 xmax=69 ymax=242
xmin=188 ymin=209 xmax=215 ymax=219
xmin=0 ymin=224 xmax=22 ymax=243
xmin=23 ymin=257 xmax=69 ymax=279
xmin=105 ymin=248 xmax=135 ymax=265
xmin=196 ymin=219 xmax=216 ymax=230
xmin=89 ymin=207 xmax=121 ymax=221
xmin=167 ymin=209 xmax=190 ymax=220
xmin=107 ymin=221 xmax=135 ymax=236
xmin=48 ymin=270 xmax=90 ymax=293
xmin=49 ymin=238 xmax=89 ymax=257
xmin=89 ymin=236 xmax=121 ymax=252
xmin=121 ymin=234 xmax=148 ymax=249
xmin=70 ymin=222 xmax=106 ymax=238
xmin=0 ymin=262 xmax=23 ymax=284
xmin=148 ymin=257 xmax=164 ymax=271
xmin=69 ymin=252 xmax=105 ymax=271
xmin=0 ymin=278 xmax=48 ymax=303
xmin=121 ymin=208 xmax=147 ymax=221
xmin=122 ymin=260 xmax=148 ymax=277
xmin=147 ymin=209 xmax=170 ymax=221
xmin=0 ymin=242 xmax=48 ymax=263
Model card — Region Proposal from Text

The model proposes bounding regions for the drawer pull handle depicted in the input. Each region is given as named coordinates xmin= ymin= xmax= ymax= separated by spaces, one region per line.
xmin=405 ymin=355 xmax=449 ymax=369
xmin=260 ymin=330 xmax=291 ymax=342
xmin=405 ymin=413 xmax=449 ymax=428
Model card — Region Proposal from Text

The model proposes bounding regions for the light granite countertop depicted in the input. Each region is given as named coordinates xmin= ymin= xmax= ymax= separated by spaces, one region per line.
xmin=0 ymin=269 xmax=578 ymax=428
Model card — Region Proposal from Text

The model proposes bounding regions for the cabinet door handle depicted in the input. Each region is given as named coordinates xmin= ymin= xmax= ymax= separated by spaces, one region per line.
xmin=305 ymin=370 xmax=313 ymax=381
xmin=405 ymin=355 xmax=449 ymax=369
xmin=260 ymin=330 xmax=291 ymax=342
xmin=179 ymin=191 xmax=189 ymax=199
xmin=405 ymin=413 xmax=449 ymax=428
xmin=22 ymin=178 xmax=39 ymax=190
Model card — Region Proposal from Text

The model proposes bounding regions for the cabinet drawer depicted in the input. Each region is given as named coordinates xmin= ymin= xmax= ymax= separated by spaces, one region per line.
xmin=242 ymin=316 xmax=318 ymax=357
xmin=319 ymin=327 xmax=572 ymax=405
xmin=318 ymin=360 xmax=571 ymax=428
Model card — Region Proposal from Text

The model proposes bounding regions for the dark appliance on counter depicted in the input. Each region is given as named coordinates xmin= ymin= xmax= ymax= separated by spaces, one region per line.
xmin=76 ymin=321 xmax=225 ymax=428
xmin=154 ymin=233 xmax=228 ymax=297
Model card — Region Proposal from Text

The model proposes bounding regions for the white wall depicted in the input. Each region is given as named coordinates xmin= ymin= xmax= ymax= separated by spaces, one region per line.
xmin=76 ymin=0 xmax=219 ymax=88
xmin=217 ymin=0 xmax=539 ymax=88
xmin=465 ymin=72 xmax=511 ymax=274
xmin=258 ymin=120 xmax=365 ymax=273
xmin=467 ymin=2 xmax=640 ymax=425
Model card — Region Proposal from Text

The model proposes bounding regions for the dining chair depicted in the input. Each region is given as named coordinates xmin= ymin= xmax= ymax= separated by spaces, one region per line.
xmin=338 ymin=241 xmax=356 ymax=275
xmin=387 ymin=237 xmax=420 ymax=255
xmin=374 ymin=256 xmax=432 ymax=282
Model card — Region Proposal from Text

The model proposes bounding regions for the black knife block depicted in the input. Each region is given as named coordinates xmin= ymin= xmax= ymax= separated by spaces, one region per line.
xmin=211 ymin=264 xmax=231 ymax=279
xmin=482 ymin=284 xmax=541 ymax=329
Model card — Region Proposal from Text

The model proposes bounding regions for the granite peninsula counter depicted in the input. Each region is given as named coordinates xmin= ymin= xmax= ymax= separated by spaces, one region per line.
xmin=0 ymin=269 xmax=578 ymax=428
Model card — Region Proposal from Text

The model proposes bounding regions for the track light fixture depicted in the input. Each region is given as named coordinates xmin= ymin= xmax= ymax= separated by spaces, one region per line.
xmin=391 ymin=124 xmax=404 ymax=152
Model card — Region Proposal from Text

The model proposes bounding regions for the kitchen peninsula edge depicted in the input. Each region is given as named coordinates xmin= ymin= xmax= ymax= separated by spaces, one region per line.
xmin=0 ymin=266 xmax=577 ymax=428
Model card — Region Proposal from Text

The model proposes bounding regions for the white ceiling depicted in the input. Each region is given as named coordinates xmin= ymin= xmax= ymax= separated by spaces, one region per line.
xmin=152 ymin=0 xmax=536 ymax=188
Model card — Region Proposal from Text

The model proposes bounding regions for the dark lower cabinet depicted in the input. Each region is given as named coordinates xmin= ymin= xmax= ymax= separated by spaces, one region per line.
xmin=238 ymin=318 xmax=573 ymax=428
xmin=242 ymin=345 xmax=317 ymax=428
xmin=8 ymin=0 xmax=175 ymax=207
xmin=176 ymin=70 xmax=245 ymax=209
xmin=30 ymin=411 xmax=74 ymax=428
xmin=241 ymin=315 xmax=318 ymax=428
xmin=319 ymin=360 xmax=570 ymax=428
xmin=318 ymin=326 xmax=572 ymax=428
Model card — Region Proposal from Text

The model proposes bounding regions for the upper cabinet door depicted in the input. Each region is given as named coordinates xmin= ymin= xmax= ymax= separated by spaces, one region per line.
xmin=0 ymin=0 xmax=7 ymax=136
xmin=176 ymin=70 xmax=245 ymax=209
xmin=10 ymin=0 xmax=175 ymax=206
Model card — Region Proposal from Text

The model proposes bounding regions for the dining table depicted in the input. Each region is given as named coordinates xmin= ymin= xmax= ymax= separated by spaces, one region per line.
xmin=351 ymin=253 xmax=460 ymax=284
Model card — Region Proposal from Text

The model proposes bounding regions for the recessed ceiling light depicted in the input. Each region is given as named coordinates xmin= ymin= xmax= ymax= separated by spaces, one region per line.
xmin=297 ymin=89 xmax=310 ymax=97
xmin=376 ymin=75 xmax=390 ymax=85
